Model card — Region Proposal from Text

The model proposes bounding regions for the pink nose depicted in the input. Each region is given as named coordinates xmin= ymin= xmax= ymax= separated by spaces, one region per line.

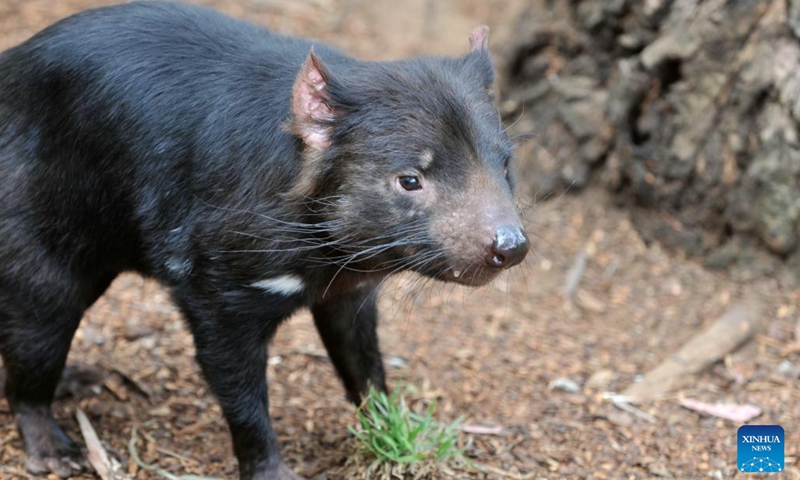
xmin=485 ymin=225 xmax=529 ymax=269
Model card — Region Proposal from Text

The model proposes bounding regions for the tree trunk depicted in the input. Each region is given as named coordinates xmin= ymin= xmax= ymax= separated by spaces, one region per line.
xmin=502 ymin=0 xmax=800 ymax=271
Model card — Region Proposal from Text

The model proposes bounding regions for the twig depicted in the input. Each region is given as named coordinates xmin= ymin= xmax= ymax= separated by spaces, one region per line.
xmin=101 ymin=359 xmax=152 ymax=399
xmin=603 ymin=393 xmax=658 ymax=423
xmin=563 ymin=249 xmax=588 ymax=298
xmin=459 ymin=424 xmax=506 ymax=436
xmin=76 ymin=409 xmax=131 ymax=480
xmin=472 ymin=461 xmax=537 ymax=479
xmin=138 ymin=429 xmax=198 ymax=466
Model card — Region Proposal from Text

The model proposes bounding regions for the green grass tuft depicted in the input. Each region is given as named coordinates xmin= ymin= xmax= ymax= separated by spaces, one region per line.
xmin=349 ymin=387 xmax=464 ymax=464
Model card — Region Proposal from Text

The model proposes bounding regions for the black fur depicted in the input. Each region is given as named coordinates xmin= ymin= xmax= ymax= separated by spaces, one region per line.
xmin=0 ymin=2 xmax=522 ymax=479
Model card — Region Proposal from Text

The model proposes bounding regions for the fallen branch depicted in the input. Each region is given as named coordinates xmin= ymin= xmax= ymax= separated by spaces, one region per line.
xmin=621 ymin=298 xmax=763 ymax=403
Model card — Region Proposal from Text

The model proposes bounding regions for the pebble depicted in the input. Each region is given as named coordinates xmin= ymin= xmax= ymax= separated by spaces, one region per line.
xmin=776 ymin=360 xmax=800 ymax=378
xmin=387 ymin=356 xmax=408 ymax=369
xmin=548 ymin=377 xmax=581 ymax=393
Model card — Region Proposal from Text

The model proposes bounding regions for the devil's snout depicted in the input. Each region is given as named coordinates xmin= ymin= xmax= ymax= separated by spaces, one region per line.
xmin=485 ymin=224 xmax=529 ymax=269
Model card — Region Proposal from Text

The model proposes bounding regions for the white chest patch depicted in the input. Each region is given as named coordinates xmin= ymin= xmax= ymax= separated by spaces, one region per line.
xmin=251 ymin=274 xmax=305 ymax=296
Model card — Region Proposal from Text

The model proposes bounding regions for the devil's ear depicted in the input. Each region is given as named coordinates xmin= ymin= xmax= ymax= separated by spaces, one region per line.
xmin=469 ymin=25 xmax=489 ymax=53
xmin=467 ymin=25 xmax=495 ymax=89
xmin=292 ymin=48 xmax=335 ymax=150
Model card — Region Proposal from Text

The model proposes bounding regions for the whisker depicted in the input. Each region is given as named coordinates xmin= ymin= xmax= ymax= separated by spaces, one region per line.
xmin=321 ymin=236 xmax=436 ymax=297
xmin=354 ymin=250 xmax=446 ymax=318
xmin=503 ymin=103 xmax=525 ymax=134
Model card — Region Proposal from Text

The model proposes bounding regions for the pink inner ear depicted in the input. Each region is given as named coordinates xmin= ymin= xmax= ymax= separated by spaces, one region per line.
xmin=469 ymin=25 xmax=490 ymax=52
xmin=292 ymin=51 xmax=334 ymax=150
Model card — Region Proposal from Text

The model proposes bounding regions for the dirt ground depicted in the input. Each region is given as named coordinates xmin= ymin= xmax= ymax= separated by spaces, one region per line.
xmin=1 ymin=1 xmax=799 ymax=479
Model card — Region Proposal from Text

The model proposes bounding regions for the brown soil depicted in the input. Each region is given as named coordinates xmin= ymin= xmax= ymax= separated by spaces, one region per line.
xmin=1 ymin=1 xmax=799 ymax=479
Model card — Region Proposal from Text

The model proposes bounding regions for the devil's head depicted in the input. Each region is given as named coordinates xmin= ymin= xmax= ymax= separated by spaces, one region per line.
xmin=289 ymin=27 xmax=528 ymax=286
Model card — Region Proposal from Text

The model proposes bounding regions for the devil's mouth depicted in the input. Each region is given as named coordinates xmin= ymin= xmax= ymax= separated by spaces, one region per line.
xmin=437 ymin=265 xmax=501 ymax=287
xmin=401 ymin=249 xmax=502 ymax=287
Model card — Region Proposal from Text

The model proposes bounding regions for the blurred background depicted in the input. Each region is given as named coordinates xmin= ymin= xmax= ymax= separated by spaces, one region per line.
xmin=0 ymin=0 xmax=798 ymax=479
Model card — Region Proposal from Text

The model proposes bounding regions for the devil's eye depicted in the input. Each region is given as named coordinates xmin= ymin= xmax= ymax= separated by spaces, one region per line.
xmin=503 ymin=157 xmax=512 ymax=176
xmin=398 ymin=176 xmax=422 ymax=191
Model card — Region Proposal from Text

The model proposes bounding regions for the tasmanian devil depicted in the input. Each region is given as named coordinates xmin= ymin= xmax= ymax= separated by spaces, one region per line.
xmin=0 ymin=2 xmax=529 ymax=479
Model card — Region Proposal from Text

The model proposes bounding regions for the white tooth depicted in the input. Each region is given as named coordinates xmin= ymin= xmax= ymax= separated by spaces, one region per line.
xmin=453 ymin=270 xmax=462 ymax=278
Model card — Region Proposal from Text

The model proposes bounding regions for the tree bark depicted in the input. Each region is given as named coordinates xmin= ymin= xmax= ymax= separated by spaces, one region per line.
xmin=503 ymin=0 xmax=800 ymax=269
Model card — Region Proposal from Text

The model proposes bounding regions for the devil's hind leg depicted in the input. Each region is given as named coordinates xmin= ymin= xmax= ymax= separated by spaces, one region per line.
xmin=0 ymin=261 xmax=114 ymax=477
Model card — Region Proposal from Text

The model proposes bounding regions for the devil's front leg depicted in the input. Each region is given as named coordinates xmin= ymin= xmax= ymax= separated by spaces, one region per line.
xmin=176 ymin=289 xmax=305 ymax=480
xmin=311 ymin=284 xmax=387 ymax=404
